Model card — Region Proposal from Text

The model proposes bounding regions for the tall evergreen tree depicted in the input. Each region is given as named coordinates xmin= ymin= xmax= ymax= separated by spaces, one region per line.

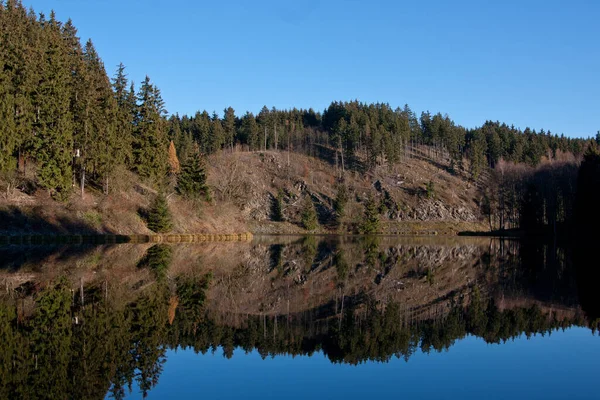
xmin=146 ymin=193 xmax=172 ymax=233
xmin=112 ymin=63 xmax=134 ymax=168
xmin=33 ymin=12 xmax=73 ymax=199
xmin=133 ymin=76 xmax=168 ymax=180
xmin=360 ymin=194 xmax=380 ymax=234
xmin=176 ymin=153 xmax=209 ymax=200
xmin=301 ymin=195 xmax=318 ymax=230
xmin=223 ymin=107 xmax=236 ymax=151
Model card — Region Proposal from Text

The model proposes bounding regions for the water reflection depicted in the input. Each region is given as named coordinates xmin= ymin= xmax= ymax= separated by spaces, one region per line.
xmin=0 ymin=236 xmax=597 ymax=399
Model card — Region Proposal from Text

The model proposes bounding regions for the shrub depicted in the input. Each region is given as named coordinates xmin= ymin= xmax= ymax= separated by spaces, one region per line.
xmin=426 ymin=181 xmax=435 ymax=199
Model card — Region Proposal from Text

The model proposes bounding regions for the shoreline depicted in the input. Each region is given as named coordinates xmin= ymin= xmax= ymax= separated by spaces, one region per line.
xmin=0 ymin=232 xmax=254 ymax=245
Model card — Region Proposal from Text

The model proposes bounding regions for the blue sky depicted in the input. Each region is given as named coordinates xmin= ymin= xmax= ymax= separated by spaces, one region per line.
xmin=28 ymin=0 xmax=599 ymax=137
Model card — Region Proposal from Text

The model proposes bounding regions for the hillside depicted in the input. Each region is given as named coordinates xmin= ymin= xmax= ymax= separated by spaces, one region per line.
xmin=0 ymin=147 xmax=488 ymax=235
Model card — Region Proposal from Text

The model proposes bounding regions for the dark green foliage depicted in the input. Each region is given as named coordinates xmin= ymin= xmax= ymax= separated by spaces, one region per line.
xmin=360 ymin=194 xmax=380 ymax=234
xmin=467 ymin=130 xmax=488 ymax=179
xmin=137 ymin=244 xmax=173 ymax=279
xmin=147 ymin=193 xmax=172 ymax=233
xmin=301 ymin=195 xmax=318 ymax=230
xmin=574 ymin=145 xmax=600 ymax=237
xmin=301 ymin=235 xmax=318 ymax=270
xmin=333 ymin=184 xmax=349 ymax=223
xmin=272 ymin=190 xmax=284 ymax=222
xmin=334 ymin=250 xmax=349 ymax=281
xmin=177 ymin=154 xmax=210 ymax=200
xmin=0 ymin=237 xmax=595 ymax=398
xmin=133 ymin=76 xmax=168 ymax=179
xmin=426 ymin=181 xmax=435 ymax=199
xmin=0 ymin=2 xmax=594 ymax=214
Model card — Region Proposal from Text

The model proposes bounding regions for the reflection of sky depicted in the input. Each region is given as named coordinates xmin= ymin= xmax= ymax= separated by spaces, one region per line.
xmin=119 ymin=327 xmax=598 ymax=399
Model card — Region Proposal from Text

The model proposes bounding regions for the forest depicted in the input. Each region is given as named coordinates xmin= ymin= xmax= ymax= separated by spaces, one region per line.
xmin=1 ymin=0 xmax=599 ymax=237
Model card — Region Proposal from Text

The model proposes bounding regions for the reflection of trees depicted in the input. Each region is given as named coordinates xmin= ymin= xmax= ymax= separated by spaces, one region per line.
xmin=0 ymin=238 xmax=598 ymax=398
xmin=137 ymin=244 xmax=173 ymax=281
xmin=0 ymin=277 xmax=185 ymax=399
xmin=0 ymin=274 xmax=594 ymax=399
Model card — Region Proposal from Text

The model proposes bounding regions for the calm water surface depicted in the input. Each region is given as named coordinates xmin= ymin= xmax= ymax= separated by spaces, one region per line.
xmin=0 ymin=236 xmax=597 ymax=399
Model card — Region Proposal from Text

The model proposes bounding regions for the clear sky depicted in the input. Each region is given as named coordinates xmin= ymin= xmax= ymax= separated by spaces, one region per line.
xmin=26 ymin=0 xmax=599 ymax=137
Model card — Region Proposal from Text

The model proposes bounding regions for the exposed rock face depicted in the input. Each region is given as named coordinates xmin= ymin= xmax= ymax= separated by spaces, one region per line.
xmin=402 ymin=200 xmax=478 ymax=222
xmin=207 ymin=151 xmax=484 ymax=231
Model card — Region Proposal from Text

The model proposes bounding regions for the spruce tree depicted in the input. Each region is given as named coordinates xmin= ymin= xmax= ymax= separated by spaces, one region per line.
xmin=272 ymin=190 xmax=284 ymax=221
xmin=176 ymin=154 xmax=209 ymax=200
xmin=223 ymin=107 xmax=236 ymax=150
xmin=360 ymin=194 xmax=380 ymax=234
xmin=333 ymin=184 xmax=349 ymax=224
xmin=301 ymin=195 xmax=318 ymax=230
xmin=133 ymin=76 xmax=168 ymax=180
xmin=209 ymin=112 xmax=225 ymax=152
xmin=81 ymin=39 xmax=118 ymax=195
xmin=34 ymin=13 xmax=74 ymax=199
xmin=147 ymin=193 xmax=173 ymax=233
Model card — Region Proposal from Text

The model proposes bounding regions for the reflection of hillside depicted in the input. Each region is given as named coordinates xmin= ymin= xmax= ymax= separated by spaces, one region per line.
xmin=0 ymin=236 xmax=587 ymax=324
xmin=0 ymin=237 xmax=597 ymax=399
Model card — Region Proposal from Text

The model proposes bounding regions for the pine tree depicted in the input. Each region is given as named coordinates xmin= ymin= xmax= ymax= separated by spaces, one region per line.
xmin=176 ymin=153 xmax=209 ymax=200
xmin=34 ymin=13 xmax=74 ymax=199
xmin=223 ymin=107 xmax=236 ymax=151
xmin=272 ymin=190 xmax=284 ymax=221
xmin=333 ymin=184 xmax=348 ymax=224
xmin=209 ymin=113 xmax=225 ymax=152
xmin=133 ymin=76 xmax=168 ymax=180
xmin=112 ymin=63 xmax=134 ymax=168
xmin=468 ymin=131 xmax=488 ymax=180
xmin=301 ymin=195 xmax=318 ymax=230
xmin=80 ymin=39 xmax=118 ymax=195
xmin=360 ymin=194 xmax=380 ymax=234
xmin=239 ymin=112 xmax=260 ymax=150
xmin=147 ymin=193 xmax=173 ymax=233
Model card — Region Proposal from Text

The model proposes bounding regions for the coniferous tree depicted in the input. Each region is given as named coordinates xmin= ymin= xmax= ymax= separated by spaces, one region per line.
xmin=209 ymin=112 xmax=225 ymax=152
xmin=333 ymin=184 xmax=349 ymax=224
xmin=223 ymin=107 xmax=236 ymax=151
xmin=176 ymin=153 xmax=209 ymax=200
xmin=147 ymin=193 xmax=172 ymax=233
xmin=239 ymin=111 xmax=260 ymax=150
xmin=301 ymin=195 xmax=318 ymax=230
xmin=272 ymin=190 xmax=284 ymax=222
xmin=360 ymin=194 xmax=380 ymax=234
xmin=34 ymin=12 xmax=74 ymax=199
xmin=81 ymin=39 xmax=118 ymax=194
xmin=112 ymin=63 xmax=135 ymax=168
xmin=133 ymin=76 xmax=168 ymax=180
xmin=574 ymin=145 xmax=600 ymax=237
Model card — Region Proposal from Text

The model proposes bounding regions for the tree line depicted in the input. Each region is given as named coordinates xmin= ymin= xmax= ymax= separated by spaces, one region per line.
xmin=168 ymin=102 xmax=592 ymax=179
xmin=0 ymin=274 xmax=592 ymax=399
xmin=1 ymin=1 xmax=596 ymax=202
xmin=0 ymin=1 xmax=168 ymax=199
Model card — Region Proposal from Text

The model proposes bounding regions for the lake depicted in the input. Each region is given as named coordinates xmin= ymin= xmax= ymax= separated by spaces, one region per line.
xmin=0 ymin=235 xmax=598 ymax=399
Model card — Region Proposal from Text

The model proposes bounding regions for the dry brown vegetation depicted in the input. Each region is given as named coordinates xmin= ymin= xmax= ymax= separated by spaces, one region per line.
xmin=207 ymin=149 xmax=487 ymax=233
xmin=0 ymin=237 xmax=584 ymax=326
xmin=1 ymin=148 xmax=493 ymax=235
